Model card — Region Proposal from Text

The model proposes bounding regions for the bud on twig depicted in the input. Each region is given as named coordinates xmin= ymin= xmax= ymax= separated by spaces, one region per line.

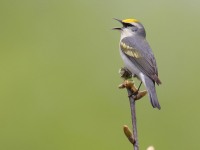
xmin=147 ymin=146 xmax=155 ymax=150
xmin=123 ymin=125 xmax=135 ymax=145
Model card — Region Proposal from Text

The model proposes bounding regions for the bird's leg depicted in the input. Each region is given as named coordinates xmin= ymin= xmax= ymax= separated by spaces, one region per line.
xmin=137 ymin=82 xmax=142 ymax=92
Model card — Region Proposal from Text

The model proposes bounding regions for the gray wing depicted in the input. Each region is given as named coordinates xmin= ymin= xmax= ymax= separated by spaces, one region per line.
xmin=120 ymin=36 xmax=161 ymax=84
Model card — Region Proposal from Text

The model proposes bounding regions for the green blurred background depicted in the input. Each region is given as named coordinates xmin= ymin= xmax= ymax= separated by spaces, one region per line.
xmin=0 ymin=0 xmax=200 ymax=149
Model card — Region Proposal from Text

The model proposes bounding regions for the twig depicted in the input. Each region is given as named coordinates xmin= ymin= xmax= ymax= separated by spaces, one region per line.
xmin=127 ymin=88 xmax=139 ymax=150
xmin=119 ymin=67 xmax=147 ymax=150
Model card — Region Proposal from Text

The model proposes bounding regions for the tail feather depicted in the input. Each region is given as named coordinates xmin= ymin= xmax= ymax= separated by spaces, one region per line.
xmin=143 ymin=76 xmax=161 ymax=109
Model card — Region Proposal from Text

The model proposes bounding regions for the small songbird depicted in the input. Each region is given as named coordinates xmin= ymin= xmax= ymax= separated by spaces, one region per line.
xmin=113 ymin=18 xmax=161 ymax=109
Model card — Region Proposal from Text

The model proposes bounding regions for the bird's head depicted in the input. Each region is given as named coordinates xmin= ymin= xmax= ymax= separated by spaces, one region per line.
xmin=113 ymin=18 xmax=146 ymax=38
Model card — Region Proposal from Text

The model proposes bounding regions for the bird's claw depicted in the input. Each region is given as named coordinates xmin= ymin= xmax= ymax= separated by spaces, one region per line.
xmin=118 ymin=80 xmax=147 ymax=100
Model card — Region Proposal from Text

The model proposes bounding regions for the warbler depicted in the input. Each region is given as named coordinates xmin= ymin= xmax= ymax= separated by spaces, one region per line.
xmin=113 ymin=18 xmax=161 ymax=109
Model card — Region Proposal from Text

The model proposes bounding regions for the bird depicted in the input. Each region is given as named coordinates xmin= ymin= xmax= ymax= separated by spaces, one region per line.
xmin=113 ymin=18 xmax=161 ymax=109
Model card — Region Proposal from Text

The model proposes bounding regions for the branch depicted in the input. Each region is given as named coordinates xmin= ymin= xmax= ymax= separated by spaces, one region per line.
xmin=128 ymin=89 xmax=139 ymax=150
xmin=119 ymin=67 xmax=147 ymax=150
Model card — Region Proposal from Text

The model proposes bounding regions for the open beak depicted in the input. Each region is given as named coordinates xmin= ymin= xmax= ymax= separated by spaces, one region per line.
xmin=113 ymin=18 xmax=122 ymax=23
xmin=112 ymin=18 xmax=123 ymax=30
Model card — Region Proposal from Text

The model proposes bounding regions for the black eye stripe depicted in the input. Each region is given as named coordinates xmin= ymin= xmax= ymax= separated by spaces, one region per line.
xmin=127 ymin=23 xmax=134 ymax=26
xmin=123 ymin=23 xmax=135 ymax=27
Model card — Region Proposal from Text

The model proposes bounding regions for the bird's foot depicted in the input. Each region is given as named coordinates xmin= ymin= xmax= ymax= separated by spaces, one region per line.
xmin=128 ymin=91 xmax=138 ymax=98
xmin=118 ymin=80 xmax=147 ymax=100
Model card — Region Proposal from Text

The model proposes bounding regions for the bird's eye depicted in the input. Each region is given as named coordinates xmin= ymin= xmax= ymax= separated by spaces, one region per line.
xmin=131 ymin=27 xmax=138 ymax=32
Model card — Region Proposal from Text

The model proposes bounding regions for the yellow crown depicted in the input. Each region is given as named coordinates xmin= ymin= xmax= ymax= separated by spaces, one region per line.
xmin=122 ymin=18 xmax=139 ymax=23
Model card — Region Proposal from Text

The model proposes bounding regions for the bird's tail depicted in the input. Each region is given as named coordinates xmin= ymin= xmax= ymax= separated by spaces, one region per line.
xmin=143 ymin=76 xmax=161 ymax=109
